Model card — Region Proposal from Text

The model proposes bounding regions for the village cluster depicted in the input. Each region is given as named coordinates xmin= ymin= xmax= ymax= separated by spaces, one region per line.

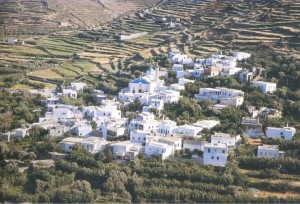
xmin=2 ymin=51 xmax=296 ymax=167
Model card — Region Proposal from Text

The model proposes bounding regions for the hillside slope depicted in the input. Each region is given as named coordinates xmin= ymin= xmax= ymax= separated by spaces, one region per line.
xmin=0 ymin=0 xmax=160 ymax=37
xmin=0 ymin=0 xmax=299 ymax=91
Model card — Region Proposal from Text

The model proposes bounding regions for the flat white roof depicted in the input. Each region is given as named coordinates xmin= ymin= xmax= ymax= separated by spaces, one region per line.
xmin=267 ymin=127 xmax=295 ymax=131
xmin=112 ymin=141 xmax=143 ymax=147
xmin=157 ymin=136 xmax=182 ymax=142
xmin=147 ymin=141 xmax=169 ymax=148
xmin=212 ymin=132 xmax=231 ymax=139
xmin=178 ymin=125 xmax=202 ymax=131
xmin=258 ymin=144 xmax=279 ymax=150
xmin=253 ymin=81 xmax=276 ymax=85
xmin=131 ymin=130 xmax=151 ymax=134
xmin=204 ymin=143 xmax=227 ymax=148
xmin=60 ymin=137 xmax=84 ymax=144
xmin=81 ymin=137 xmax=106 ymax=144
xmin=193 ymin=120 xmax=220 ymax=127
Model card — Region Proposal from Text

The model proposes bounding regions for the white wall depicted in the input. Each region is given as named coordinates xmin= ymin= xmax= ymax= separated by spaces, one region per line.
xmin=145 ymin=142 xmax=173 ymax=160
xmin=266 ymin=127 xmax=295 ymax=140
xmin=203 ymin=144 xmax=228 ymax=166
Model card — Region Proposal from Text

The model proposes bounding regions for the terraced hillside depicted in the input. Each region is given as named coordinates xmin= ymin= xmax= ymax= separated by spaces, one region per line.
xmin=0 ymin=0 xmax=160 ymax=37
xmin=75 ymin=0 xmax=300 ymax=73
xmin=0 ymin=0 xmax=300 ymax=89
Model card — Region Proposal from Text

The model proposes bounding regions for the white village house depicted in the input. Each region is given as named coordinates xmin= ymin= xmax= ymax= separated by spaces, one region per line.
xmin=111 ymin=141 xmax=144 ymax=160
xmin=266 ymin=126 xmax=296 ymax=140
xmin=195 ymin=87 xmax=244 ymax=107
xmin=252 ymin=81 xmax=277 ymax=94
xmin=242 ymin=117 xmax=263 ymax=137
xmin=211 ymin=133 xmax=241 ymax=149
xmin=257 ymin=144 xmax=285 ymax=158
xmin=183 ymin=140 xmax=207 ymax=151
xmin=203 ymin=143 xmax=228 ymax=167
xmin=130 ymin=130 xmax=151 ymax=144
xmin=59 ymin=137 xmax=107 ymax=154
xmin=145 ymin=141 xmax=173 ymax=160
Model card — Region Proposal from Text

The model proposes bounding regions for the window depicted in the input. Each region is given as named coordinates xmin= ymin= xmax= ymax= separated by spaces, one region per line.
xmin=211 ymin=156 xmax=214 ymax=159
xmin=133 ymin=137 xmax=135 ymax=140
xmin=222 ymin=150 xmax=225 ymax=153
xmin=138 ymin=137 xmax=140 ymax=140
xmin=207 ymin=148 xmax=210 ymax=153
xmin=217 ymin=157 xmax=219 ymax=160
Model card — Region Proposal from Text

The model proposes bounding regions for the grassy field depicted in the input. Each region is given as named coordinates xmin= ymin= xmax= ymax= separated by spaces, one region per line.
xmin=28 ymin=69 xmax=63 ymax=79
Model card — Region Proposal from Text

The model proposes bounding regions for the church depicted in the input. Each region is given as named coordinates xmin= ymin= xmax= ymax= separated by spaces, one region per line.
xmin=128 ymin=65 xmax=163 ymax=94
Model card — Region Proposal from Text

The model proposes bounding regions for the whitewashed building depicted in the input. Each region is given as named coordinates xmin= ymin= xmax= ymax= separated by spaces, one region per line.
xmin=168 ymin=53 xmax=189 ymax=63
xmin=128 ymin=119 xmax=159 ymax=133
xmin=220 ymin=96 xmax=244 ymax=108
xmin=242 ymin=117 xmax=263 ymax=137
xmin=183 ymin=140 xmax=207 ymax=151
xmin=156 ymin=90 xmax=180 ymax=103
xmin=142 ymin=99 xmax=164 ymax=113
xmin=266 ymin=127 xmax=296 ymax=140
xmin=49 ymin=124 xmax=70 ymax=137
xmin=45 ymin=97 xmax=59 ymax=107
xmin=176 ymin=125 xmax=202 ymax=137
xmin=193 ymin=120 xmax=220 ymax=130
xmin=62 ymin=89 xmax=77 ymax=98
xmin=257 ymin=144 xmax=285 ymax=158
xmin=129 ymin=77 xmax=157 ymax=93
xmin=130 ymin=130 xmax=150 ymax=144
xmin=157 ymin=120 xmax=178 ymax=137
xmin=232 ymin=52 xmax=251 ymax=61
xmin=45 ymin=107 xmax=75 ymax=122
xmin=59 ymin=137 xmax=106 ymax=153
xmin=72 ymin=122 xmax=92 ymax=137
xmin=252 ymin=81 xmax=277 ymax=94
xmin=203 ymin=143 xmax=228 ymax=167
xmin=136 ymin=112 xmax=155 ymax=121
xmin=211 ymin=133 xmax=241 ymax=148
xmin=195 ymin=87 xmax=244 ymax=107
xmin=96 ymin=107 xmax=122 ymax=119
xmin=221 ymin=67 xmax=243 ymax=76
xmin=112 ymin=141 xmax=144 ymax=159
xmin=70 ymin=82 xmax=87 ymax=91
xmin=239 ymin=70 xmax=253 ymax=83
xmin=178 ymin=78 xmax=195 ymax=85
xmin=156 ymin=136 xmax=183 ymax=152
xmin=145 ymin=141 xmax=173 ymax=160
xmin=80 ymin=137 xmax=107 ymax=154
xmin=59 ymin=137 xmax=84 ymax=153
xmin=172 ymin=64 xmax=184 ymax=71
